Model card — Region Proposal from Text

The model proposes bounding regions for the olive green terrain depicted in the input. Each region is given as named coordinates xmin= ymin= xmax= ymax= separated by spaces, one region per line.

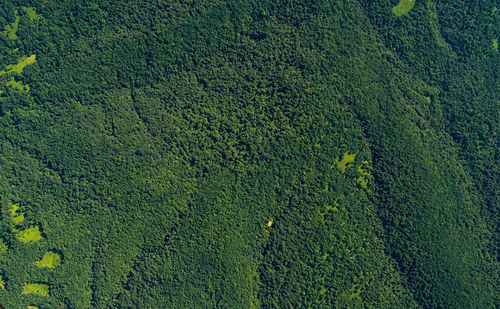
xmin=0 ymin=0 xmax=497 ymax=308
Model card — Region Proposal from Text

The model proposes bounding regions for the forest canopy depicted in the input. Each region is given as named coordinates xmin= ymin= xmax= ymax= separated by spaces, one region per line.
xmin=0 ymin=0 xmax=498 ymax=308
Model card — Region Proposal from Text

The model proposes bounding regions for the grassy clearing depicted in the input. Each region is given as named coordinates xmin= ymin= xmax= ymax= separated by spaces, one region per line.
xmin=392 ymin=0 xmax=416 ymax=17
xmin=4 ymin=54 xmax=37 ymax=75
xmin=6 ymin=77 xmax=30 ymax=92
xmin=10 ymin=203 xmax=25 ymax=225
xmin=17 ymin=226 xmax=43 ymax=244
xmin=22 ymin=283 xmax=49 ymax=296
xmin=35 ymin=251 xmax=61 ymax=268
xmin=0 ymin=55 xmax=36 ymax=93
xmin=0 ymin=55 xmax=37 ymax=77
xmin=21 ymin=7 xmax=41 ymax=21
xmin=333 ymin=152 xmax=356 ymax=173
xmin=2 ymin=10 xmax=20 ymax=39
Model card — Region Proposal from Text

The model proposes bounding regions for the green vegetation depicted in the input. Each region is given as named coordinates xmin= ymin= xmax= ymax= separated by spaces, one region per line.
xmin=393 ymin=0 xmax=416 ymax=17
xmin=2 ymin=7 xmax=39 ymax=40
xmin=17 ymin=226 xmax=43 ymax=244
xmin=21 ymin=7 xmax=40 ymax=21
xmin=0 ymin=1 xmax=497 ymax=308
xmin=9 ymin=203 xmax=25 ymax=224
xmin=494 ymin=39 xmax=498 ymax=52
xmin=0 ymin=274 xmax=4 ymax=289
xmin=0 ymin=55 xmax=36 ymax=93
xmin=35 ymin=252 xmax=61 ymax=268
xmin=356 ymin=162 xmax=370 ymax=189
xmin=0 ymin=54 xmax=37 ymax=76
xmin=0 ymin=240 xmax=7 ymax=253
xmin=22 ymin=284 xmax=49 ymax=296
xmin=2 ymin=10 xmax=20 ymax=39
xmin=339 ymin=284 xmax=364 ymax=305
xmin=333 ymin=152 xmax=357 ymax=173
xmin=6 ymin=77 xmax=30 ymax=92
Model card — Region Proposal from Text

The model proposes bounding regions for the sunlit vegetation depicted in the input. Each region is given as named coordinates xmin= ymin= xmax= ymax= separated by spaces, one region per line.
xmin=393 ymin=0 xmax=416 ymax=17
xmin=35 ymin=251 xmax=62 ymax=268
xmin=339 ymin=284 xmax=364 ymax=306
xmin=2 ymin=10 xmax=20 ymax=39
xmin=2 ymin=6 xmax=39 ymax=40
xmin=9 ymin=203 xmax=24 ymax=225
xmin=333 ymin=152 xmax=357 ymax=173
xmin=356 ymin=162 xmax=370 ymax=189
xmin=21 ymin=7 xmax=40 ymax=21
xmin=5 ymin=77 xmax=30 ymax=92
xmin=22 ymin=283 xmax=49 ymax=296
xmin=0 ymin=54 xmax=37 ymax=76
xmin=0 ymin=55 xmax=36 ymax=93
xmin=0 ymin=240 xmax=7 ymax=253
xmin=17 ymin=226 xmax=43 ymax=244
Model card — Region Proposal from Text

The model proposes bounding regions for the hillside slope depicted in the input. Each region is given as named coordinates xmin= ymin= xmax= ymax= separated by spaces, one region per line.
xmin=0 ymin=0 xmax=497 ymax=308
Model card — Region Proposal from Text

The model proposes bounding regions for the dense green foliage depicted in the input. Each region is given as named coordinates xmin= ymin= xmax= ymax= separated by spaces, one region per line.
xmin=0 ymin=0 xmax=497 ymax=307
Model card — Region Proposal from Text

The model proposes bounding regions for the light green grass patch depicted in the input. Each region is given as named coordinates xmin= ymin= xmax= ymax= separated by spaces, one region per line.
xmin=0 ymin=55 xmax=36 ymax=92
xmin=22 ymin=283 xmax=49 ymax=296
xmin=35 ymin=251 xmax=61 ymax=268
xmin=494 ymin=39 xmax=498 ymax=52
xmin=333 ymin=152 xmax=356 ymax=173
xmin=17 ymin=226 xmax=43 ymax=243
xmin=21 ymin=7 xmax=41 ymax=21
xmin=6 ymin=77 xmax=30 ymax=92
xmin=0 ymin=55 xmax=37 ymax=77
xmin=392 ymin=0 xmax=416 ymax=17
xmin=10 ymin=203 xmax=25 ymax=224
xmin=3 ymin=10 xmax=20 ymax=39
xmin=5 ymin=54 xmax=37 ymax=74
